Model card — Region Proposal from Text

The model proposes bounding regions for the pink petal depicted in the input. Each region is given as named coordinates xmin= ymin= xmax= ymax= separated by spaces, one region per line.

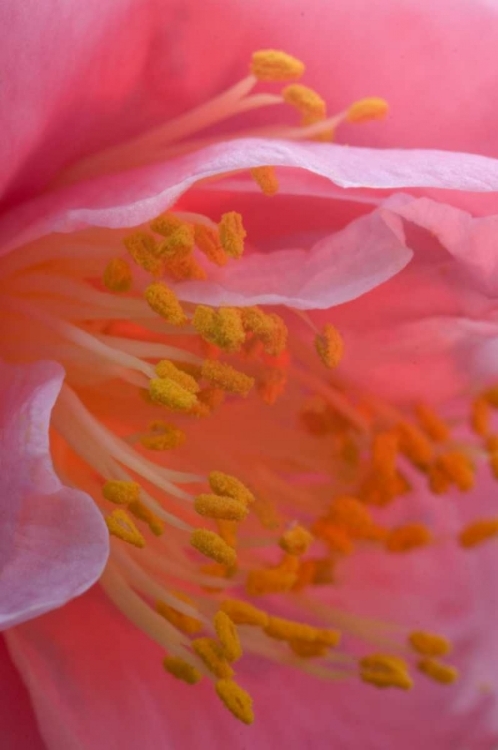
xmin=3 ymin=139 xmax=498 ymax=257
xmin=6 ymin=549 xmax=498 ymax=750
xmin=0 ymin=635 xmax=46 ymax=750
xmin=0 ymin=360 xmax=109 ymax=629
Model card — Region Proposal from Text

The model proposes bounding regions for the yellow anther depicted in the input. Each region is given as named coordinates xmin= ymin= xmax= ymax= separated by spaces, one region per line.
xmin=282 ymin=83 xmax=326 ymax=119
xmin=195 ymin=387 xmax=225 ymax=416
xmin=292 ymin=558 xmax=334 ymax=592
xmin=193 ymin=306 xmax=245 ymax=353
xmin=123 ymin=232 xmax=162 ymax=275
xmin=372 ymin=432 xmax=398 ymax=476
xmin=471 ymin=396 xmax=491 ymax=437
xmin=128 ymin=499 xmax=164 ymax=536
xmin=415 ymin=403 xmax=450 ymax=443
xmin=192 ymin=638 xmax=234 ymax=679
xmin=220 ymin=599 xmax=269 ymax=627
xmin=328 ymin=496 xmax=372 ymax=537
xmin=428 ymin=463 xmax=452 ymax=495
xmin=156 ymin=224 xmax=195 ymax=259
xmin=265 ymin=616 xmax=341 ymax=647
xmin=218 ymin=212 xmax=246 ymax=259
xmin=148 ymin=378 xmax=198 ymax=412
xmin=102 ymin=480 xmax=140 ymax=506
xmin=215 ymin=679 xmax=254 ymax=725
xmin=241 ymin=307 xmax=288 ymax=356
xmin=289 ymin=640 xmax=329 ymax=659
xmin=360 ymin=469 xmax=409 ymax=507
xmin=279 ymin=525 xmax=313 ymax=556
xmin=214 ymin=611 xmax=243 ymax=662
xmin=163 ymin=656 xmax=202 ymax=685
xmin=103 ymin=257 xmax=133 ymax=293
xmin=156 ymin=594 xmax=202 ymax=635
xmin=311 ymin=520 xmax=354 ymax=555
xmin=360 ymin=654 xmax=413 ymax=690
xmin=155 ymin=360 xmax=199 ymax=393
xmin=194 ymin=493 xmax=248 ymax=522
xmin=217 ymin=519 xmax=238 ymax=548
xmin=250 ymin=166 xmax=279 ymax=196
xmin=385 ymin=523 xmax=432 ymax=553
xmin=209 ymin=471 xmax=255 ymax=506
xmin=250 ymin=49 xmax=305 ymax=82
xmin=194 ymin=224 xmax=228 ymax=266
xmin=486 ymin=435 xmax=498 ymax=453
xmin=417 ymin=658 xmax=459 ymax=685
xmin=246 ymin=566 xmax=298 ymax=596
xmin=191 ymin=529 xmax=237 ymax=567
xmin=346 ymin=97 xmax=389 ymax=123
xmin=459 ymin=518 xmax=498 ymax=548
xmin=144 ymin=282 xmax=187 ymax=325
xmin=164 ymin=253 xmax=207 ymax=281
xmin=483 ymin=385 xmax=498 ymax=407
xmin=397 ymin=421 xmax=434 ymax=469
xmin=139 ymin=421 xmax=186 ymax=451
xmin=435 ymin=450 xmax=475 ymax=491
xmin=315 ymin=323 xmax=344 ymax=369
xmin=409 ymin=631 xmax=452 ymax=657
xmin=105 ymin=509 xmax=145 ymax=548
xmin=201 ymin=359 xmax=254 ymax=397
xmin=150 ymin=212 xmax=183 ymax=237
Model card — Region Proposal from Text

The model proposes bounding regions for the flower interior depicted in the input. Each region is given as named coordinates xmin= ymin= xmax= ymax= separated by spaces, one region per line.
xmin=2 ymin=49 xmax=498 ymax=726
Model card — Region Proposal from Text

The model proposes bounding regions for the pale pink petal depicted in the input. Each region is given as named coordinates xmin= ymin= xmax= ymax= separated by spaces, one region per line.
xmin=6 ymin=547 xmax=498 ymax=750
xmin=0 ymin=635 xmax=46 ymax=750
xmin=0 ymin=360 xmax=109 ymax=629
xmin=174 ymin=208 xmax=411 ymax=309
xmin=3 ymin=139 xmax=498 ymax=258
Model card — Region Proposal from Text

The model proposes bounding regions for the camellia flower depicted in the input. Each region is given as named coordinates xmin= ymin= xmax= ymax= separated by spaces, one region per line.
xmin=3 ymin=1 xmax=498 ymax=748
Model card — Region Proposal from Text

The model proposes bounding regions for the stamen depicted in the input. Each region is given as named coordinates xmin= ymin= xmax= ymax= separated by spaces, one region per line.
xmin=155 ymin=360 xmax=200 ymax=393
xmin=250 ymin=166 xmax=279 ymax=196
xmin=194 ymin=493 xmax=248 ymax=521
xmin=144 ymin=283 xmax=187 ymax=325
xmin=282 ymin=83 xmax=326 ymax=120
xmin=220 ymin=599 xmax=269 ymax=627
xmin=458 ymin=518 xmax=498 ymax=548
xmin=163 ymin=656 xmax=202 ymax=684
xmin=157 ymin=595 xmax=203 ymax=635
xmin=246 ymin=565 xmax=298 ymax=596
xmin=214 ymin=611 xmax=243 ymax=662
xmin=194 ymin=224 xmax=228 ymax=266
xmin=156 ymin=224 xmax=195 ymax=259
xmin=164 ymin=253 xmax=207 ymax=281
xmin=209 ymin=471 xmax=255 ymax=505
xmin=359 ymin=654 xmax=413 ymax=690
xmin=148 ymin=378 xmax=199 ymax=412
xmin=218 ymin=212 xmax=246 ymax=259
xmin=192 ymin=638 xmax=234 ymax=678
xmin=105 ymin=509 xmax=146 ymax=548
xmin=279 ymin=524 xmax=313 ymax=555
xmin=139 ymin=421 xmax=186 ymax=451
xmin=215 ymin=679 xmax=254 ymax=725
xmin=191 ymin=529 xmax=237 ymax=567
xmin=102 ymin=480 xmax=141 ymax=506
xmin=471 ymin=396 xmax=490 ymax=437
xmin=327 ymin=496 xmax=373 ymax=538
xmin=385 ymin=523 xmax=431 ymax=553
xmin=396 ymin=422 xmax=433 ymax=469
xmin=408 ymin=631 xmax=452 ymax=657
xmin=193 ymin=306 xmax=246 ymax=352
xmin=346 ymin=97 xmax=389 ymax=123
xmin=250 ymin=49 xmax=305 ymax=82
xmin=433 ymin=451 xmax=475 ymax=492
xmin=265 ymin=616 xmax=341 ymax=647
xmin=150 ymin=213 xmax=183 ymax=237
xmin=201 ymin=359 xmax=254 ymax=396
xmin=128 ymin=499 xmax=165 ymax=536
xmin=123 ymin=232 xmax=162 ymax=275
xmin=103 ymin=258 xmax=133 ymax=293
xmin=315 ymin=324 xmax=344 ymax=369
xmin=417 ymin=658 xmax=459 ymax=685
xmin=415 ymin=403 xmax=450 ymax=443
xmin=241 ymin=307 xmax=288 ymax=355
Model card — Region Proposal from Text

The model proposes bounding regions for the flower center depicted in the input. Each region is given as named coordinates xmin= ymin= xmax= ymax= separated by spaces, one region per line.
xmin=1 ymin=48 xmax=497 ymax=726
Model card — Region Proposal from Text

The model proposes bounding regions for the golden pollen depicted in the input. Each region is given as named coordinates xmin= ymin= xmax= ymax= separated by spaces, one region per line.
xmin=194 ymin=493 xmax=248 ymax=521
xmin=282 ymin=83 xmax=326 ymax=119
xmin=163 ymin=656 xmax=202 ymax=685
xmin=250 ymin=166 xmax=279 ymax=196
xmin=218 ymin=212 xmax=247 ymax=259
xmin=148 ymin=378 xmax=199 ymax=412
xmin=102 ymin=480 xmax=141 ymax=506
xmin=409 ymin=631 xmax=452 ymax=657
xmin=105 ymin=509 xmax=146 ymax=548
xmin=215 ymin=679 xmax=254 ymax=725
xmin=144 ymin=283 xmax=187 ymax=325
xmin=220 ymin=599 xmax=269 ymax=627
xmin=209 ymin=471 xmax=255 ymax=505
xmin=192 ymin=638 xmax=234 ymax=679
xmin=346 ymin=97 xmax=389 ymax=123
xmin=250 ymin=49 xmax=305 ymax=81
xmin=214 ymin=611 xmax=243 ymax=662
xmin=459 ymin=518 xmax=498 ymax=548
xmin=103 ymin=257 xmax=133 ymax=292
xmin=190 ymin=529 xmax=237 ymax=567
xmin=155 ymin=360 xmax=200 ymax=393
xmin=123 ymin=231 xmax=162 ymax=275
xmin=201 ymin=359 xmax=254 ymax=396
xmin=194 ymin=224 xmax=228 ymax=266
xmin=315 ymin=323 xmax=344 ymax=368
xmin=417 ymin=658 xmax=459 ymax=685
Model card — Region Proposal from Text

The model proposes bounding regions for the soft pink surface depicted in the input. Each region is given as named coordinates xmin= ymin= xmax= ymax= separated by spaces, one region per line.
xmin=0 ymin=360 xmax=109 ymax=630
xmin=6 ymin=497 xmax=498 ymax=750
xmin=3 ymin=0 xmax=498 ymax=205
xmin=0 ymin=635 xmax=46 ymax=749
